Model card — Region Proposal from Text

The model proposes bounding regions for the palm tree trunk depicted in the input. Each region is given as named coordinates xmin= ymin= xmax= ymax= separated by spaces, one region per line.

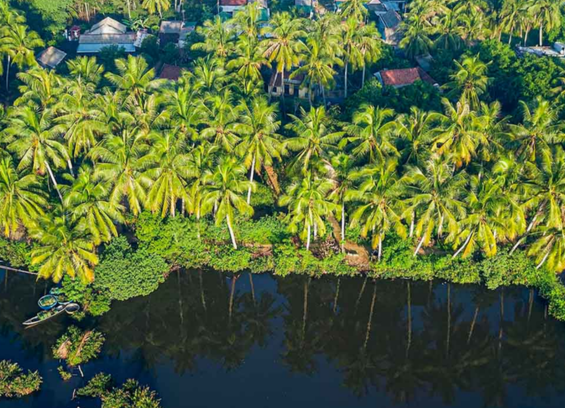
xmin=306 ymin=223 xmax=311 ymax=250
xmin=539 ymin=21 xmax=543 ymax=46
xmin=341 ymin=203 xmax=345 ymax=252
xmin=5 ymin=56 xmax=10 ymax=92
xmin=333 ymin=277 xmax=340 ymax=314
xmin=363 ymin=283 xmax=377 ymax=351
xmin=227 ymin=216 xmax=237 ymax=249
xmin=301 ymin=278 xmax=310 ymax=348
xmin=377 ymin=235 xmax=382 ymax=262
xmin=171 ymin=193 xmax=176 ymax=217
xmin=467 ymin=305 xmax=479 ymax=345
xmin=228 ymin=274 xmax=237 ymax=323
xmin=127 ymin=0 xmax=131 ymax=18
xmin=45 ymin=161 xmax=63 ymax=203
xmin=199 ymin=269 xmax=207 ymax=310
xmin=247 ymin=154 xmax=256 ymax=205
xmin=67 ymin=159 xmax=75 ymax=177
xmin=536 ymin=248 xmax=551 ymax=269
xmin=452 ymin=232 xmax=473 ymax=258
xmin=344 ymin=61 xmax=349 ymax=99
xmin=414 ymin=235 xmax=425 ymax=256
xmin=249 ymin=272 xmax=256 ymax=306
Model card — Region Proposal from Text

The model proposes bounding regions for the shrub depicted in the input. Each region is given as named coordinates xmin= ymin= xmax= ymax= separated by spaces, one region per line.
xmin=95 ymin=236 xmax=168 ymax=301
xmin=53 ymin=326 xmax=105 ymax=367
xmin=61 ymin=275 xmax=111 ymax=317
xmin=0 ymin=360 xmax=42 ymax=398
xmin=78 ymin=373 xmax=161 ymax=408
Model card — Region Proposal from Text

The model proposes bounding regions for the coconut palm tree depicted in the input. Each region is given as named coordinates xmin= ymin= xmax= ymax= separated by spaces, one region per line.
xmin=328 ymin=153 xmax=357 ymax=249
xmin=434 ymin=6 xmax=464 ymax=51
xmin=399 ymin=12 xmax=434 ymax=60
xmin=185 ymin=142 xmax=217 ymax=220
xmin=201 ymin=158 xmax=254 ymax=249
xmin=192 ymin=56 xmax=228 ymax=95
xmin=235 ymin=97 xmax=284 ymax=204
xmin=499 ymin=0 xmax=521 ymax=44
xmin=192 ymin=16 xmax=236 ymax=60
xmin=507 ymin=97 xmax=563 ymax=162
xmin=396 ymin=107 xmax=438 ymax=165
xmin=67 ymin=56 xmax=104 ymax=86
xmin=0 ymin=157 xmax=47 ymax=238
xmin=402 ymin=156 xmax=467 ymax=255
xmin=356 ymin=23 xmax=382 ymax=88
xmin=63 ymin=166 xmax=124 ymax=245
xmin=530 ymin=0 xmax=563 ymax=46
xmin=285 ymin=106 xmax=343 ymax=175
xmin=261 ymin=12 xmax=306 ymax=100
xmin=339 ymin=0 xmax=369 ymax=22
xmin=341 ymin=18 xmax=364 ymax=99
xmin=29 ymin=210 xmax=98 ymax=283
xmin=227 ymin=35 xmax=269 ymax=93
xmin=292 ymin=37 xmax=342 ymax=105
xmin=14 ymin=67 xmax=63 ymax=110
xmin=445 ymin=56 xmax=490 ymax=110
xmin=347 ymin=159 xmax=407 ymax=260
xmin=141 ymin=131 xmax=192 ymax=218
xmin=433 ymin=98 xmax=485 ymax=168
xmin=345 ymin=105 xmax=399 ymax=164
xmin=4 ymin=107 xmax=69 ymax=202
xmin=1 ymin=24 xmax=43 ymax=91
xmin=141 ymin=0 xmax=170 ymax=18
xmin=279 ymin=172 xmax=338 ymax=250
xmin=105 ymin=55 xmax=161 ymax=108
xmin=200 ymin=89 xmax=242 ymax=152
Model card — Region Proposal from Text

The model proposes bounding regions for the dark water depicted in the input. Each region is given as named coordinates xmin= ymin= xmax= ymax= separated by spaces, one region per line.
xmin=1 ymin=268 xmax=565 ymax=408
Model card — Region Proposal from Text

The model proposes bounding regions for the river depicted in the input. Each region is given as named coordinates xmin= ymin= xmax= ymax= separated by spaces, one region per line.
xmin=1 ymin=268 xmax=565 ymax=408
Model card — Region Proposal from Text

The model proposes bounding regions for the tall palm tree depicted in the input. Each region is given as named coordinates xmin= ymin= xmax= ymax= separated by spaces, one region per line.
xmin=185 ymin=142 xmax=217 ymax=220
xmin=279 ymin=172 xmax=338 ymax=250
xmin=329 ymin=153 xmax=357 ymax=249
xmin=396 ymin=107 xmax=438 ymax=165
xmin=445 ymin=56 xmax=490 ymax=110
xmin=285 ymin=106 xmax=343 ymax=175
xmin=345 ymin=105 xmax=399 ymax=164
xmin=1 ymin=24 xmax=43 ymax=91
xmin=530 ymin=0 xmax=563 ymax=46
xmin=507 ymin=97 xmax=563 ymax=162
xmin=141 ymin=0 xmax=170 ymax=18
xmin=0 ymin=157 xmax=47 ymax=238
xmin=356 ymin=23 xmax=382 ymax=88
xmin=105 ymin=55 xmax=161 ymax=108
xmin=63 ymin=166 xmax=124 ymax=245
xmin=199 ymin=89 xmax=241 ymax=152
xmin=339 ymin=0 xmax=369 ymax=22
xmin=29 ymin=210 xmax=98 ymax=283
xmin=14 ymin=67 xmax=63 ymax=110
xmin=227 ymin=35 xmax=269 ymax=93
xmin=402 ymin=156 xmax=467 ymax=255
xmin=235 ymin=97 xmax=284 ymax=204
xmin=499 ymin=0 xmax=521 ymax=44
xmin=347 ymin=159 xmax=407 ymax=260
xmin=192 ymin=57 xmax=228 ymax=94
xmin=341 ymin=18 xmax=363 ymax=99
xmin=434 ymin=6 xmax=464 ymax=51
xmin=261 ymin=12 xmax=306 ymax=100
xmin=292 ymin=37 xmax=341 ymax=105
xmin=5 ymin=107 xmax=69 ymax=202
xmin=201 ymin=158 xmax=254 ymax=249
xmin=141 ymin=131 xmax=191 ymax=218
xmin=192 ymin=16 xmax=235 ymax=60
xmin=67 ymin=56 xmax=104 ymax=86
xmin=165 ymin=73 xmax=203 ymax=140
xmin=433 ymin=98 xmax=485 ymax=168
xmin=399 ymin=12 xmax=434 ymax=60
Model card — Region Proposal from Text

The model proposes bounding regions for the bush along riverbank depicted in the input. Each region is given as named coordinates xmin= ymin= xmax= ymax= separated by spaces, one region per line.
xmin=2 ymin=212 xmax=565 ymax=322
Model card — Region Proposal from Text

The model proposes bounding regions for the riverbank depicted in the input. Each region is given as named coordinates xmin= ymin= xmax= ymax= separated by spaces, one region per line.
xmin=2 ymin=212 xmax=565 ymax=322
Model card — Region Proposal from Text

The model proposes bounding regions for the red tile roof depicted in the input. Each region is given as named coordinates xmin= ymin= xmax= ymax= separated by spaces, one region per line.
xmin=379 ymin=67 xmax=437 ymax=87
xmin=220 ymin=0 xmax=247 ymax=5
xmin=159 ymin=64 xmax=183 ymax=81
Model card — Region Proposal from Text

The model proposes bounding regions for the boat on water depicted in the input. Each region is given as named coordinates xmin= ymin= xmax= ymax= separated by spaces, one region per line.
xmin=38 ymin=294 xmax=58 ymax=310
xmin=23 ymin=303 xmax=80 ymax=326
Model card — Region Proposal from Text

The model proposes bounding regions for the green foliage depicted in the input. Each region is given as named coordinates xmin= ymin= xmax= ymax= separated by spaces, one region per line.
xmin=249 ymin=183 xmax=276 ymax=207
xmin=95 ymin=236 xmax=168 ymax=301
xmin=61 ymin=275 xmax=111 ymax=317
xmin=0 ymin=237 xmax=32 ymax=268
xmin=57 ymin=366 xmax=72 ymax=381
xmin=516 ymin=54 xmax=564 ymax=102
xmin=0 ymin=361 xmax=42 ymax=398
xmin=29 ymin=0 xmax=73 ymax=34
xmin=78 ymin=373 xmax=162 ymax=408
xmin=53 ymin=326 xmax=105 ymax=367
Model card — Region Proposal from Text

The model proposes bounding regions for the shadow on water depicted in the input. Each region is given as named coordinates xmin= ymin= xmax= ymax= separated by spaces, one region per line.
xmin=1 ymin=268 xmax=565 ymax=408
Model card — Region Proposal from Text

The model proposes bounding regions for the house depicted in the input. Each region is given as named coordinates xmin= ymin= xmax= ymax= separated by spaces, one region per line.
xmin=366 ymin=0 xmax=388 ymax=15
xmin=37 ymin=47 xmax=67 ymax=69
xmin=375 ymin=67 xmax=438 ymax=89
xmin=381 ymin=0 xmax=407 ymax=12
xmin=268 ymin=71 xmax=308 ymax=99
xmin=295 ymin=0 xmax=314 ymax=13
xmin=159 ymin=21 xmax=196 ymax=48
xmin=159 ymin=64 xmax=183 ymax=81
xmin=377 ymin=9 xmax=402 ymax=45
xmin=517 ymin=42 xmax=565 ymax=59
xmin=77 ymin=17 xmax=136 ymax=54
xmin=220 ymin=0 xmax=269 ymax=19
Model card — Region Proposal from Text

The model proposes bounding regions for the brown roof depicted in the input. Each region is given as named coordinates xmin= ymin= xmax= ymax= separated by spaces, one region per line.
xmin=220 ymin=0 xmax=247 ymax=5
xmin=379 ymin=67 xmax=437 ymax=87
xmin=37 ymin=46 xmax=67 ymax=69
xmin=160 ymin=20 xmax=184 ymax=34
xmin=159 ymin=64 xmax=183 ymax=81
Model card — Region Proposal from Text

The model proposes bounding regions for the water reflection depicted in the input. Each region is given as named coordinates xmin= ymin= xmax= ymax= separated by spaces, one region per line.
xmin=1 ymin=269 xmax=565 ymax=408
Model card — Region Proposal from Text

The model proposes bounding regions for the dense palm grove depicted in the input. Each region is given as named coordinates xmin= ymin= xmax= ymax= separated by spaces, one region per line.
xmin=1 ymin=0 xmax=565 ymax=290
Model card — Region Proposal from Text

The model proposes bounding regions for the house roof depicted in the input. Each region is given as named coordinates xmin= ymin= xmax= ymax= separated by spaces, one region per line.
xmin=379 ymin=9 xmax=401 ymax=28
xmin=160 ymin=20 xmax=184 ymax=34
xmin=159 ymin=64 xmax=183 ymax=80
xmin=220 ymin=0 xmax=247 ymax=5
xmin=269 ymin=70 xmax=304 ymax=87
xmin=87 ymin=17 xmax=127 ymax=35
xmin=378 ymin=67 xmax=437 ymax=87
xmin=37 ymin=47 xmax=67 ymax=69
xmin=295 ymin=0 xmax=312 ymax=5
xmin=79 ymin=33 xmax=136 ymax=44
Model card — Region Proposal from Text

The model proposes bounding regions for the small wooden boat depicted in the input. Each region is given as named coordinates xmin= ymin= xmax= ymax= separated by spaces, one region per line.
xmin=23 ymin=303 xmax=80 ymax=326
xmin=38 ymin=294 xmax=58 ymax=310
